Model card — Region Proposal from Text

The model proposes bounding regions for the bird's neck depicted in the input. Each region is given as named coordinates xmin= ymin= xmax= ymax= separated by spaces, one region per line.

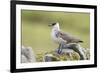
xmin=52 ymin=26 xmax=60 ymax=32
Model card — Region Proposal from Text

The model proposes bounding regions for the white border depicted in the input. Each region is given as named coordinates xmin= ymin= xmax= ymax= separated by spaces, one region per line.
xmin=16 ymin=4 xmax=94 ymax=69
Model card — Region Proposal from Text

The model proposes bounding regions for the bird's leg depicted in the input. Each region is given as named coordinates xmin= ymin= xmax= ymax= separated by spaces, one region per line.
xmin=58 ymin=44 xmax=61 ymax=54
xmin=58 ymin=44 xmax=61 ymax=49
xmin=58 ymin=43 xmax=63 ymax=54
xmin=60 ymin=43 xmax=63 ymax=49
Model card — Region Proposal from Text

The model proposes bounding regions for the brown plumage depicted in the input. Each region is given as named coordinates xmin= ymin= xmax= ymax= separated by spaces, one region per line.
xmin=49 ymin=22 xmax=83 ymax=44
xmin=57 ymin=31 xmax=83 ymax=44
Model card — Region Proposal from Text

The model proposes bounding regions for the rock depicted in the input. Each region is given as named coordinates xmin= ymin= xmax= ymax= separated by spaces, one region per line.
xmin=43 ymin=43 xmax=89 ymax=62
xmin=43 ymin=50 xmax=80 ymax=62
xmin=21 ymin=46 xmax=36 ymax=63
xmin=21 ymin=55 xmax=28 ymax=63
xmin=56 ymin=43 xmax=87 ymax=60
xmin=82 ymin=48 xmax=90 ymax=60
xmin=55 ymin=48 xmax=74 ymax=54
xmin=43 ymin=53 xmax=60 ymax=62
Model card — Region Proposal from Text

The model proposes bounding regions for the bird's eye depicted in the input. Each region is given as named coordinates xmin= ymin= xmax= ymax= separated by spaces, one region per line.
xmin=52 ymin=23 xmax=56 ymax=26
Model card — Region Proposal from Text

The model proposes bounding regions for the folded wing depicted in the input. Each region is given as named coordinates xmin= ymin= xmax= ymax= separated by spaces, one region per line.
xmin=58 ymin=31 xmax=83 ymax=43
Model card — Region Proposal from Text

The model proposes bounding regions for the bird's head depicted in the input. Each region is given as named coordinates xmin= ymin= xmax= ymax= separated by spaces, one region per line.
xmin=48 ymin=22 xmax=60 ymax=30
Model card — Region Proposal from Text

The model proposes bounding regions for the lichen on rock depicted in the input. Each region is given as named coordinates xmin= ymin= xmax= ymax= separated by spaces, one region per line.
xmin=43 ymin=50 xmax=80 ymax=62
xmin=43 ymin=43 xmax=89 ymax=62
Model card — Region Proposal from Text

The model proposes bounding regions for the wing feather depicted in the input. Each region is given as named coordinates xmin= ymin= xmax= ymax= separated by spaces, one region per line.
xmin=58 ymin=31 xmax=83 ymax=43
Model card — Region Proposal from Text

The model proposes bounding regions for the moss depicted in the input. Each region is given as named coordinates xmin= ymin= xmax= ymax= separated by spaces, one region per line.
xmin=71 ymin=52 xmax=80 ymax=60
xmin=36 ymin=53 xmax=43 ymax=62
xmin=36 ymin=50 xmax=80 ymax=62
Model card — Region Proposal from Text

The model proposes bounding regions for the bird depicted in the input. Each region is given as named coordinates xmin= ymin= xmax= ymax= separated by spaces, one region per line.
xmin=48 ymin=22 xmax=83 ymax=54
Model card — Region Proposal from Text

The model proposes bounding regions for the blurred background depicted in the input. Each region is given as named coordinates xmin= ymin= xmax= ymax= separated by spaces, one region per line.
xmin=21 ymin=10 xmax=90 ymax=61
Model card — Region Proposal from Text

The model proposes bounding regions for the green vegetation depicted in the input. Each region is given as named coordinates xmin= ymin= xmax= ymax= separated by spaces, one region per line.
xmin=37 ymin=51 xmax=80 ymax=62
xmin=21 ymin=10 xmax=90 ymax=62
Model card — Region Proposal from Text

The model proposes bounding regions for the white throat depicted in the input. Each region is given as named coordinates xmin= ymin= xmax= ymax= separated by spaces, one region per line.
xmin=51 ymin=23 xmax=61 ymax=44
xmin=52 ymin=23 xmax=60 ymax=32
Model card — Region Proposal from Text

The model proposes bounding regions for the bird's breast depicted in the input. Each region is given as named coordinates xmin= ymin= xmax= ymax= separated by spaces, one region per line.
xmin=51 ymin=31 xmax=61 ymax=44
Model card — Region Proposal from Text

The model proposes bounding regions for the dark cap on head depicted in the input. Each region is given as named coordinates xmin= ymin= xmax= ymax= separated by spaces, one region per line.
xmin=52 ymin=23 xmax=56 ymax=26
xmin=48 ymin=22 xmax=57 ymax=26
